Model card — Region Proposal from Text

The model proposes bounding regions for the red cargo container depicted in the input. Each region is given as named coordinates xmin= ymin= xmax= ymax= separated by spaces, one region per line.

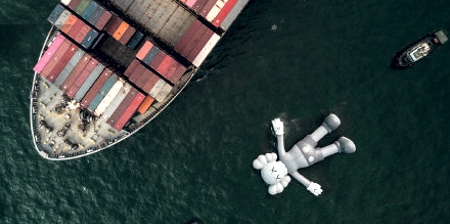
xmin=199 ymin=0 xmax=217 ymax=17
xmin=40 ymin=39 xmax=72 ymax=79
xmin=142 ymin=72 xmax=160 ymax=93
xmin=47 ymin=44 xmax=79 ymax=83
xmin=124 ymin=59 xmax=140 ymax=77
xmin=213 ymin=0 xmax=238 ymax=27
xmin=67 ymin=0 xmax=82 ymax=11
xmin=168 ymin=65 xmax=187 ymax=84
xmin=150 ymin=51 xmax=167 ymax=69
xmin=174 ymin=20 xmax=202 ymax=53
xmin=105 ymin=17 xmax=122 ymax=36
xmin=67 ymin=18 xmax=84 ymax=40
xmin=164 ymin=61 xmax=180 ymax=79
xmin=60 ymin=14 xmax=77 ymax=34
xmin=81 ymin=68 xmax=112 ymax=107
xmin=181 ymin=25 xmax=207 ymax=57
xmin=106 ymin=88 xmax=138 ymax=128
xmin=135 ymin=68 xmax=153 ymax=91
xmin=156 ymin=55 xmax=174 ymax=78
xmin=129 ymin=63 xmax=146 ymax=84
xmin=61 ymin=55 xmax=92 ymax=92
xmin=119 ymin=26 xmax=136 ymax=45
xmin=74 ymin=24 xmax=91 ymax=43
xmin=94 ymin=10 xmax=113 ymax=30
xmin=66 ymin=58 xmax=99 ymax=98
xmin=136 ymin=40 xmax=153 ymax=61
xmin=113 ymin=92 xmax=145 ymax=131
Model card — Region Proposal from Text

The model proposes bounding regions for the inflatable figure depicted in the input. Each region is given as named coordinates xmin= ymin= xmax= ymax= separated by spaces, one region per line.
xmin=252 ymin=114 xmax=356 ymax=196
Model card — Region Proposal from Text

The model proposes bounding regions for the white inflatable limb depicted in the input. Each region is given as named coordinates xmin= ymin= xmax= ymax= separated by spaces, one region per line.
xmin=252 ymin=154 xmax=268 ymax=170
xmin=271 ymin=118 xmax=284 ymax=135
xmin=310 ymin=114 xmax=341 ymax=142
xmin=290 ymin=171 xmax=311 ymax=188
xmin=307 ymin=182 xmax=323 ymax=196
xmin=280 ymin=175 xmax=291 ymax=187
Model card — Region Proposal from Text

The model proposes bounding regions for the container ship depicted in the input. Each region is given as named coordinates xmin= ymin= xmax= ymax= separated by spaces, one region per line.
xmin=30 ymin=0 xmax=250 ymax=160
xmin=392 ymin=29 xmax=448 ymax=68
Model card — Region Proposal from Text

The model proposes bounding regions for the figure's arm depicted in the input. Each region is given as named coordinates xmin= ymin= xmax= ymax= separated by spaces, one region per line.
xmin=290 ymin=171 xmax=323 ymax=196
xmin=272 ymin=118 xmax=286 ymax=156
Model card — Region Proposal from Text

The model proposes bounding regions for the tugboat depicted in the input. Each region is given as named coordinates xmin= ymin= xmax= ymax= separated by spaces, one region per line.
xmin=392 ymin=29 xmax=448 ymax=68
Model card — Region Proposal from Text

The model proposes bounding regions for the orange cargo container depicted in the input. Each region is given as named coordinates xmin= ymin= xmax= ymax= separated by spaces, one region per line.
xmin=60 ymin=14 xmax=77 ymax=33
xmin=112 ymin=21 xmax=130 ymax=41
xmin=136 ymin=41 xmax=153 ymax=60
xmin=137 ymin=96 xmax=155 ymax=114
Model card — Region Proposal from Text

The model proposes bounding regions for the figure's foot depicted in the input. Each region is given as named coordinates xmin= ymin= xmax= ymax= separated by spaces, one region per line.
xmin=337 ymin=137 xmax=356 ymax=153
xmin=322 ymin=114 xmax=341 ymax=133
xmin=271 ymin=118 xmax=284 ymax=136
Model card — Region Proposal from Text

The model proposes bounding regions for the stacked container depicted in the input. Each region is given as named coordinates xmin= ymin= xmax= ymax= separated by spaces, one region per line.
xmin=106 ymin=88 xmax=146 ymax=131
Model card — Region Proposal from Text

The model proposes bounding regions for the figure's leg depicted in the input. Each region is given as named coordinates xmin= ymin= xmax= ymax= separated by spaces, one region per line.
xmin=308 ymin=114 xmax=341 ymax=145
xmin=318 ymin=137 xmax=356 ymax=158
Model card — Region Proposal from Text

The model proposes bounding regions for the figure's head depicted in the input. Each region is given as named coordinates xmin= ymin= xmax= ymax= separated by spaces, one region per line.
xmin=253 ymin=153 xmax=291 ymax=195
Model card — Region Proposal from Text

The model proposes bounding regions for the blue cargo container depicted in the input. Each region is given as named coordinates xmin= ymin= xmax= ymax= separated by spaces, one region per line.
xmin=87 ymin=75 xmax=117 ymax=111
xmin=48 ymin=4 xmax=64 ymax=24
xmin=86 ymin=4 xmax=105 ymax=25
xmin=143 ymin=47 xmax=160 ymax=65
xmin=74 ymin=63 xmax=105 ymax=102
xmin=81 ymin=1 xmax=98 ymax=20
xmin=126 ymin=31 xmax=144 ymax=50
xmin=54 ymin=49 xmax=85 ymax=87
xmin=81 ymin=29 xmax=100 ymax=49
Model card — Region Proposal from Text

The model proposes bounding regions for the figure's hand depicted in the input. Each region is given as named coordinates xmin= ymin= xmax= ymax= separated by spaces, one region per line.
xmin=307 ymin=182 xmax=323 ymax=196
xmin=272 ymin=118 xmax=284 ymax=135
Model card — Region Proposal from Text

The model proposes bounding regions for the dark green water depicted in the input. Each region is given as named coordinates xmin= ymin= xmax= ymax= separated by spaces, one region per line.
xmin=1 ymin=0 xmax=449 ymax=223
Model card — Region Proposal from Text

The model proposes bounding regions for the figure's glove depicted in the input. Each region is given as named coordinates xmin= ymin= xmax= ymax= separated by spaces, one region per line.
xmin=307 ymin=182 xmax=323 ymax=196
xmin=271 ymin=118 xmax=284 ymax=135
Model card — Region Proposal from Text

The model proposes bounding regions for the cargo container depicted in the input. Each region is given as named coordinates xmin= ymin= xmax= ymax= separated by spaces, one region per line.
xmin=212 ymin=0 xmax=238 ymax=27
xmin=142 ymin=46 xmax=160 ymax=65
xmin=137 ymin=96 xmax=155 ymax=114
xmin=80 ymin=68 xmax=112 ymax=107
xmin=81 ymin=1 xmax=98 ymax=20
xmin=67 ymin=19 xmax=85 ymax=40
xmin=124 ymin=59 xmax=140 ymax=77
xmin=47 ymin=43 xmax=79 ymax=83
xmin=164 ymin=61 xmax=181 ymax=83
xmin=61 ymin=54 xmax=91 ymax=92
xmin=74 ymin=24 xmax=91 ymax=43
xmin=154 ymin=83 xmax=173 ymax=102
xmin=148 ymin=78 xmax=166 ymax=98
xmin=75 ymin=0 xmax=92 ymax=15
xmin=174 ymin=20 xmax=202 ymax=53
xmin=220 ymin=0 xmax=250 ymax=30
xmin=193 ymin=0 xmax=209 ymax=13
xmin=179 ymin=24 xmax=208 ymax=59
xmin=192 ymin=33 xmax=220 ymax=67
xmin=136 ymin=40 xmax=153 ymax=60
xmin=94 ymin=79 xmax=124 ymax=116
xmin=87 ymin=75 xmax=117 ymax=111
xmin=53 ymin=48 xmax=85 ymax=87
xmin=65 ymin=0 xmax=81 ymax=11
xmin=48 ymin=4 xmax=64 ymax=24
xmin=113 ymin=92 xmax=145 ymax=131
xmin=74 ymin=63 xmax=105 ymax=102
xmin=86 ymin=3 xmax=104 ymax=25
xmin=40 ymin=39 xmax=72 ymax=79
xmin=168 ymin=64 xmax=187 ymax=84
xmin=60 ymin=14 xmax=77 ymax=33
xmin=33 ymin=34 xmax=66 ymax=74
xmin=53 ymin=9 xmax=71 ymax=29
xmin=134 ymin=68 xmax=153 ymax=91
xmin=66 ymin=58 xmax=99 ymax=98
xmin=156 ymin=7 xmax=195 ymax=46
xmin=150 ymin=51 xmax=167 ymax=69
xmin=101 ymin=83 xmax=132 ymax=121
xmin=185 ymin=0 xmax=197 ymax=8
xmin=106 ymin=88 xmax=138 ymax=127
xmin=94 ymin=10 xmax=113 ymax=30
xmin=199 ymin=0 xmax=218 ymax=18
xmin=142 ymin=72 xmax=160 ymax=93
xmin=105 ymin=17 xmax=122 ymax=36
xmin=155 ymin=55 xmax=175 ymax=78
xmin=112 ymin=21 xmax=130 ymax=41
xmin=81 ymin=29 xmax=100 ymax=49
xmin=206 ymin=0 xmax=226 ymax=22
xmin=128 ymin=62 xmax=146 ymax=84
xmin=187 ymin=28 xmax=214 ymax=61
xmin=126 ymin=31 xmax=144 ymax=49
xmin=119 ymin=26 xmax=136 ymax=45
